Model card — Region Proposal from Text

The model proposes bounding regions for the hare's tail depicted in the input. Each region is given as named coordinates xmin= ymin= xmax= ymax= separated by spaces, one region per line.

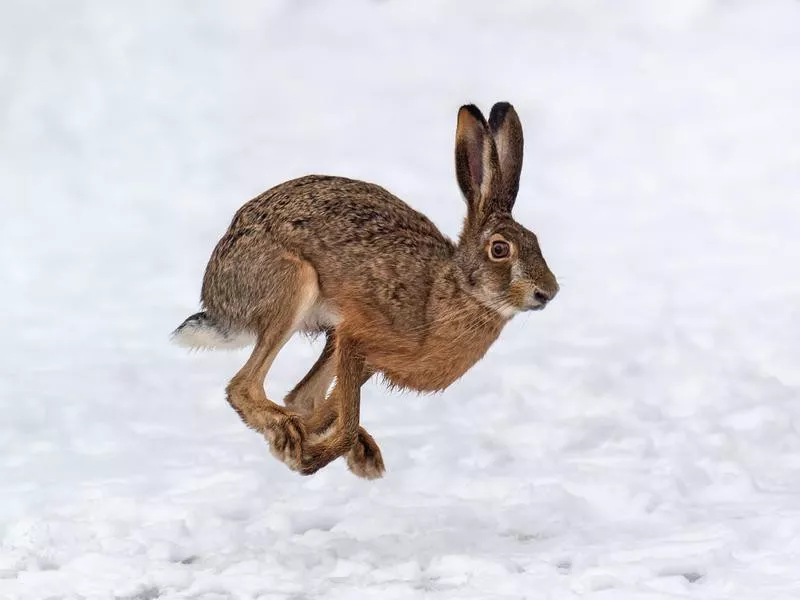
xmin=170 ymin=311 xmax=255 ymax=350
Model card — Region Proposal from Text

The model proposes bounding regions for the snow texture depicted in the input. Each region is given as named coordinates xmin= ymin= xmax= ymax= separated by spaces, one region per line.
xmin=2 ymin=1 xmax=800 ymax=598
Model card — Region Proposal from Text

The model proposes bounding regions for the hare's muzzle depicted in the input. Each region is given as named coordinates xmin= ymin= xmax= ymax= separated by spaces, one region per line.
xmin=526 ymin=283 xmax=559 ymax=311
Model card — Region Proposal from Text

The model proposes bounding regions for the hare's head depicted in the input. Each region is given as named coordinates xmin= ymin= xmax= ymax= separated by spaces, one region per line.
xmin=454 ymin=103 xmax=559 ymax=319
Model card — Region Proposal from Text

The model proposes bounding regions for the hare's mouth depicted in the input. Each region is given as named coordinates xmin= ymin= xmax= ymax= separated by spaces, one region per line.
xmin=522 ymin=301 xmax=547 ymax=312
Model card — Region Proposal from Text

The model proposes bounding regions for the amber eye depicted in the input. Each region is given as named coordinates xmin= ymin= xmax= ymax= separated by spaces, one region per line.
xmin=490 ymin=240 xmax=511 ymax=260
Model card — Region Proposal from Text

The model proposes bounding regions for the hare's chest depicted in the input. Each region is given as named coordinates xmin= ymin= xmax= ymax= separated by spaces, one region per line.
xmin=376 ymin=319 xmax=504 ymax=392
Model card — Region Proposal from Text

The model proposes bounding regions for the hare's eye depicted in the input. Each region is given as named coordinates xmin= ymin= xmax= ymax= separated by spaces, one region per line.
xmin=490 ymin=240 xmax=511 ymax=260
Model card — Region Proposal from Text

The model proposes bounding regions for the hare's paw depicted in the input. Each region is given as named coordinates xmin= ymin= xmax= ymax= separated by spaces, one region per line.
xmin=346 ymin=428 xmax=385 ymax=480
xmin=266 ymin=414 xmax=306 ymax=471
xmin=295 ymin=438 xmax=340 ymax=476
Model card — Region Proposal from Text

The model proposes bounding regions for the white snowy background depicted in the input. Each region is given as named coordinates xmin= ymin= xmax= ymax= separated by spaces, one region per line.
xmin=2 ymin=1 xmax=800 ymax=598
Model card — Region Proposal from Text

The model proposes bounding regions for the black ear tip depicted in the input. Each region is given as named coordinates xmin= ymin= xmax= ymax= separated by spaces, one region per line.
xmin=489 ymin=102 xmax=515 ymax=127
xmin=459 ymin=104 xmax=487 ymax=124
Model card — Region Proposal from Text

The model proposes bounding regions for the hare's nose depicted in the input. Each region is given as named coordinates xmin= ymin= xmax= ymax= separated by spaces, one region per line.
xmin=533 ymin=289 xmax=552 ymax=305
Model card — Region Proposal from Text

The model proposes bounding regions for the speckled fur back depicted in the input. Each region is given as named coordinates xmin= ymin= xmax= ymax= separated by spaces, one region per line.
xmin=201 ymin=176 xmax=455 ymax=337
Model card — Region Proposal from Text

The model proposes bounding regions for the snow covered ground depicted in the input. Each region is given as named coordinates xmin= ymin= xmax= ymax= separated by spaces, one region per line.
xmin=2 ymin=0 xmax=800 ymax=598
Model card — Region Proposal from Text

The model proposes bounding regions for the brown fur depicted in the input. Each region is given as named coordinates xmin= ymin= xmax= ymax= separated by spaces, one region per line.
xmin=175 ymin=102 xmax=558 ymax=478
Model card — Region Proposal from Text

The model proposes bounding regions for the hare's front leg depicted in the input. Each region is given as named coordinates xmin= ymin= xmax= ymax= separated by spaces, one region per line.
xmin=307 ymin=376 xmax=385 ymax=479
xmin=283 ymin=330 xmax=337 ymax=415
xmin=305 ymin=404 xmax=385 ymax=479
xmin=298 ymin=337 xmax=385 ymax=478
xmin=285 ymin=331 xmax=385 ymax=479
xmin=345 ymin=427 xmax=385 ymax=480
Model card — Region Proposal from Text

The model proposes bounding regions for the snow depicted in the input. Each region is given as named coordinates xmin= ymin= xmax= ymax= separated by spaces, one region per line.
xmin=2 ymin=0 xmax=800 ymax=598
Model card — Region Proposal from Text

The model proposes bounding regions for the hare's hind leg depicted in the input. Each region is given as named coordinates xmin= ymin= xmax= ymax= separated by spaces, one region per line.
xmin=225 ymin=259 xmax=319 ymax=472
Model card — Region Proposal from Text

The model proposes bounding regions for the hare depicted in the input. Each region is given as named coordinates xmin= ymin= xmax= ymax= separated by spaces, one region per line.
xmin=172 ymin=102 xmax=558 ymax=479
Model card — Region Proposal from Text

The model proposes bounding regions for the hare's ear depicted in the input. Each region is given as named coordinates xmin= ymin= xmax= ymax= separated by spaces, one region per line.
xmin=487 ymin=102 xmax=524 ymax=213
xmin=455 ymin=104 xmax=500 ymax=223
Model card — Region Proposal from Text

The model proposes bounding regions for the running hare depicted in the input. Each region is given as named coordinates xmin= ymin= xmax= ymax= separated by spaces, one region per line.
xmin=172 ymin=102 xmax=558 ymax=479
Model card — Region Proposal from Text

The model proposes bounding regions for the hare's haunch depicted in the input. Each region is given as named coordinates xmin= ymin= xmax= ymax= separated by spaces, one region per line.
xmin=172 ymin=102 xmax=559 ymax=479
